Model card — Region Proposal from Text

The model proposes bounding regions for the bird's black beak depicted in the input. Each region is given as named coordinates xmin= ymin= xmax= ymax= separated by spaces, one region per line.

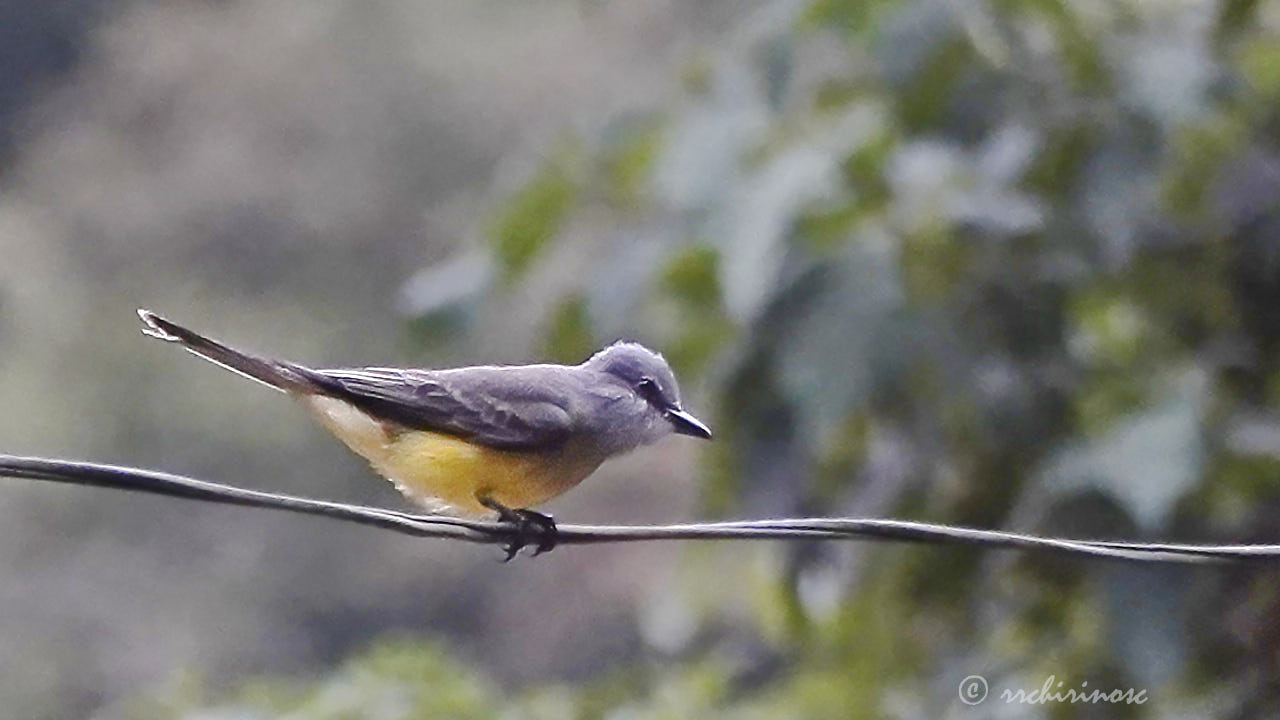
xmin=665 ymin=407 xmax=712 ymax=439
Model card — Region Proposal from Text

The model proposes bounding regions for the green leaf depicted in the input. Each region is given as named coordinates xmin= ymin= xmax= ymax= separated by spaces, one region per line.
xmin=656 ymin=244 xmax=736 ymax=377
xmin=486 ymin=149 xmax=579 ymax=283
xmin=1236 ymin=37 xmax=1280 ymax=97
xmin=601 ymin=118 xmax=664 ymax=210
xmin=659 ymin=244 xmax=722 ymax=310
xmin=1036 ymin=369 xmax=1207 ymax=530
xmin=543 ymin=293 xmax=595 ymax=364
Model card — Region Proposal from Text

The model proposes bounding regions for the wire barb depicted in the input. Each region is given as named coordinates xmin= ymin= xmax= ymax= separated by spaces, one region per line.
xmin=1 ymin=454 xmax=1276 ymax=564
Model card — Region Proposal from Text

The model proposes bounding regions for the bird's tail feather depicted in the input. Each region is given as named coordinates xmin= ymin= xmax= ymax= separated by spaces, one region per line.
xmin=137 ymin=309 xmax=316 ymax=393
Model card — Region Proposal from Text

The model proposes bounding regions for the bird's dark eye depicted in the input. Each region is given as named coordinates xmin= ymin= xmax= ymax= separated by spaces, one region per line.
xmin=637 ymin=377 xmax=661 ymax=402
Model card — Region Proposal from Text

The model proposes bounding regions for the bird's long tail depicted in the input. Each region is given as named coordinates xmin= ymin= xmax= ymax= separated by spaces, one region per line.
xmin=137 ymin=309 xmax=318 ymax=394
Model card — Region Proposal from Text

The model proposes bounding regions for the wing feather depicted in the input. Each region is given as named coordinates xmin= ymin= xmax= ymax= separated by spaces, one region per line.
xmin=304 ymin=366 xmax=575 ymax=451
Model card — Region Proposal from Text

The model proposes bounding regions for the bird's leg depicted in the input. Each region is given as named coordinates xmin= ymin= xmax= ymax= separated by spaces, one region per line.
xmin=477 ymin=494 xmax=558 ymax=561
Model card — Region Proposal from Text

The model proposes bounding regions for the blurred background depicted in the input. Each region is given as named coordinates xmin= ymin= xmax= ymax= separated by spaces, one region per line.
xmin=2 ymin=0 xmax=1280 ymax=717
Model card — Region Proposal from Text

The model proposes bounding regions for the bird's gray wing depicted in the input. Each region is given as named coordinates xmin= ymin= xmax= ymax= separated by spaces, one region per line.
xmin=303 ymin=366 xmax=574 ymax=451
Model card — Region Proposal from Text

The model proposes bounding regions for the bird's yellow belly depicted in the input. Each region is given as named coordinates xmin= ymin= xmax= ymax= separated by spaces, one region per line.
xmin=383 ymin=431 xmax=603 ymax=514
xmin=306 ymin=396 xmax=602 ymax=516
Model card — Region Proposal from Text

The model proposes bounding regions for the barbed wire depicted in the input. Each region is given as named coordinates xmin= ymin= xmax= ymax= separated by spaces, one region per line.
xmin=2 ymin=454 xmax=1277 ymax=563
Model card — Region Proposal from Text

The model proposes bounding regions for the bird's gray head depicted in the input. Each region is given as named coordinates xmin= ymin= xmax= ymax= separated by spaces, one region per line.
xmin=580 ymin=341 xmax=711 ymax=452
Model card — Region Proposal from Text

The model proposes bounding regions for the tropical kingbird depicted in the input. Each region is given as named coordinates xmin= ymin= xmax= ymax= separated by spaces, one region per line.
xmin=137 ymin=310 xmax=711 ymax=557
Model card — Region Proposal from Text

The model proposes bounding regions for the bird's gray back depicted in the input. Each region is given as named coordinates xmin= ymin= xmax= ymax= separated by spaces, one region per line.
xmin=304 ymin=363 xmax=630 ymax=452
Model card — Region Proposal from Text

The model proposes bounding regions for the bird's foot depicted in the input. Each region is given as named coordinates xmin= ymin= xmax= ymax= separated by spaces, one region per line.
xmin=478 ymin=496 xmax=558 ymax=561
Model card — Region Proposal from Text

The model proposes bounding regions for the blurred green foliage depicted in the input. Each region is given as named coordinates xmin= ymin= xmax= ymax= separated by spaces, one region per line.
xmin=488 ymin=146 xmax=581 ymax=283
xmin=137 ymin=0 xmax=1280 ymax=717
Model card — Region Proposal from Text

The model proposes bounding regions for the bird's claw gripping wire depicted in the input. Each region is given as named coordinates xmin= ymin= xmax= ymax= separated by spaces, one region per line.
xmin=478 ymin=496 xmax=558 ymax=561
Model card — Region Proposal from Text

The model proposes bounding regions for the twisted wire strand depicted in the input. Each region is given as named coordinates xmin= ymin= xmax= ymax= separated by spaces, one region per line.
xmin=1 ymin=454 xmax=1272 ymax=564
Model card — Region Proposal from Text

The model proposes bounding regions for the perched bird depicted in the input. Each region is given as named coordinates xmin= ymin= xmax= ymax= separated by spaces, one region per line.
xmin=137 ymin=310 xmax=711 ymax=558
